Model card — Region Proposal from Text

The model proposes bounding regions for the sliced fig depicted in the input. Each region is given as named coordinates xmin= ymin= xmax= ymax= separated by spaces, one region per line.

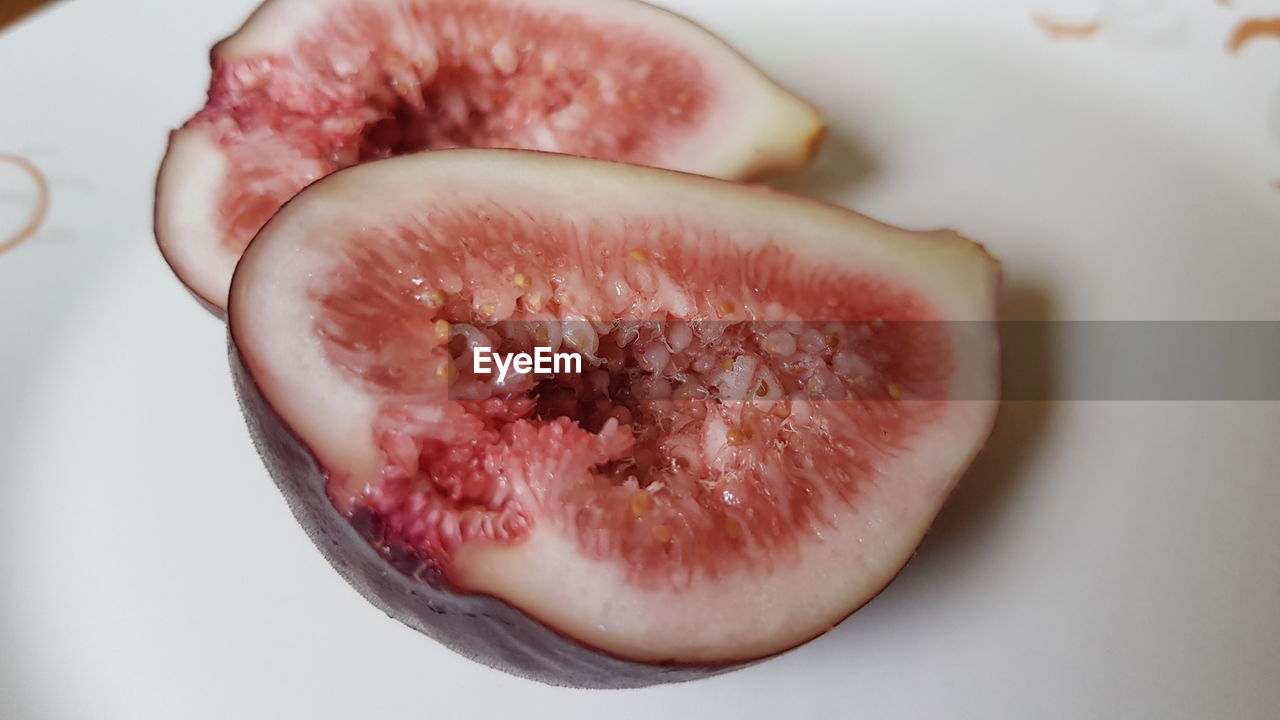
xmin=156 ymin=0 xmax=824 ymax=312
xmin=229 ymin=150 xmax=1001 ymax=687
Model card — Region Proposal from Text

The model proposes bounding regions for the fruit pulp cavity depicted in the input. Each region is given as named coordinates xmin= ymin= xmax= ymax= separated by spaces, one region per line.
xmin=191 ymin=0 xmax=712 ymax=255
xmin=314 ymin=205 xmax=955 ymax=590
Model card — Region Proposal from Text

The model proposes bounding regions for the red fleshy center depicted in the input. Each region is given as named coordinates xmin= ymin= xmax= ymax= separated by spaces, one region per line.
xmin=315 ymin=206 xmax=954 ymax=589
xmin=190 ymin=0 xmax=713 ymax=254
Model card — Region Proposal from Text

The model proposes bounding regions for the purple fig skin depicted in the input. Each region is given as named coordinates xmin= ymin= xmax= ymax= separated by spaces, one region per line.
xmin=228 ymin=336 xmax=744 ymax=688
xmin=227 ymin=327 xmax=993 ymax=687
xmin=218 ymin=152 xmax=1003 ymax=684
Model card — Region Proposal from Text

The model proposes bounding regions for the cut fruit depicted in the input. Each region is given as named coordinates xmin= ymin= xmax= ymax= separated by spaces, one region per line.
xmin=229 ymin=150 xmax=1002 ymax=687
xmin=156 ymin=0 xmax=824 ymax=312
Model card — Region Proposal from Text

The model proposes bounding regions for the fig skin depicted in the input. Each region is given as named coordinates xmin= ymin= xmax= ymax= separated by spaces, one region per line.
xmin=232 ymin=342 xmax=973 ymax=686
xmin=155 ymin=0 xmax=826 ymax=314
xmin=229 ymin=344 xmax=738 ymax=687
xmin=226 ymin=150 xmax=1002 ymax=686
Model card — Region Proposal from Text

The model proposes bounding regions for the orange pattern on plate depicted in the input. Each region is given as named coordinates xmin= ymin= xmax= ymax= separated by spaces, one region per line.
xmin=0 ymin=154 xmax=50 ymax=254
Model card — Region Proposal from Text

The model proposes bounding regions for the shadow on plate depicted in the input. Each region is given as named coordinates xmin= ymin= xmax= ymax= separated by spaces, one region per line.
xmin=766 ymin=125 xmax=880 ymax=203
xmin=917 ymin=281 xmax=1057 ymax=566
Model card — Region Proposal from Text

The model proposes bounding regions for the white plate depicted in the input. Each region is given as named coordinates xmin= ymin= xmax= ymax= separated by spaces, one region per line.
xmin=1 ymin=0 xmax=1277 ymax=717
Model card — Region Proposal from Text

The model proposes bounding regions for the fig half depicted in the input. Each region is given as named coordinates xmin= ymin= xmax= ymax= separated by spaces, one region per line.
xmin=157 ymin=0 xmax=824 ymax=312
xmin=230 ymin=150 xmax=1002 ymax=687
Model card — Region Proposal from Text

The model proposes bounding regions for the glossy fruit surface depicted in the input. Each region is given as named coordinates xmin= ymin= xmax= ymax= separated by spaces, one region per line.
xmin=229 ymin=150 xmax=1001 ymax=686
xmin=156 ymin=0 xmax=824 ymax=311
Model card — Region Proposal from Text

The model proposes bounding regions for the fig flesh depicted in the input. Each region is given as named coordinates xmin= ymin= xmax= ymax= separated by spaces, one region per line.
xmin=156 ymin=0 xmax=824 ymax=312
xmin=229 ymin=150 xmax=1002 ymax=687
